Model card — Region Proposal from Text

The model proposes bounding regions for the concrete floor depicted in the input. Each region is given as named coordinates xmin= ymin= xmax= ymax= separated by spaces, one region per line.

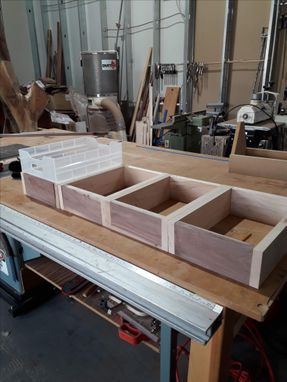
xmin=0 ymin=295 xmax=159 ymax=382
xmin=1 ymin=289 xmax=286 ymax=382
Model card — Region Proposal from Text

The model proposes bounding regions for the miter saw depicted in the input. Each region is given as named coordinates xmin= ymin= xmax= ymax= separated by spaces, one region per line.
xmin=237 ymin=91 xmax=279 ymax=124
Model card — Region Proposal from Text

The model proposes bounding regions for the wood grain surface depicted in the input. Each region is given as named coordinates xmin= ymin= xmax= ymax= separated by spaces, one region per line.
xmin=174 ymin=221 xmax=253 ymax=285
xmin=61 ymin=185 xmax=102 ymax=225
xmin=110 ymin=201 xmax=162 ymax=247
xmin=22 ymin=173 xmax=56 ymax=207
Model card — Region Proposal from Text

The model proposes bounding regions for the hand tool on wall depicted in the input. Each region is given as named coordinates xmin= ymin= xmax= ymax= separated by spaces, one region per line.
xmin=187 ymin=62 xmax=206 ymax=96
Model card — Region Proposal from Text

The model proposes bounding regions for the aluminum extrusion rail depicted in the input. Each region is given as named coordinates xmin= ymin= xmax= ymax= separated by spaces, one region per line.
xmin=0 ymin=205 xmax=223 ymax=344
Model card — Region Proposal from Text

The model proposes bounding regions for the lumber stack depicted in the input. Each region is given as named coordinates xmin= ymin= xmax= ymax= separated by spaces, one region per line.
xmin=129 ymin=48 xmax=153 ymax=142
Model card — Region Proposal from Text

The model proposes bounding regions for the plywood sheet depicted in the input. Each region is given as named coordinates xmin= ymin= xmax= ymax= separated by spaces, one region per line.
xmin=211 ymin=215 xmax=273 ymax=246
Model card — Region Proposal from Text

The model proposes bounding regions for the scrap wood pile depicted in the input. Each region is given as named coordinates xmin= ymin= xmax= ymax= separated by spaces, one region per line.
xmin=129 ymin=47 xmax=180 ymax=145
xmin=45 ymin=22 xmax=66 ymax=86
xmin=129 ymin=47 xmax=153 ymax=143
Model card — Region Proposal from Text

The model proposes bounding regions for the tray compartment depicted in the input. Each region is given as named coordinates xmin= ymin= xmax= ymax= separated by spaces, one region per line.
xmin=60 ymin=166 xmax=163 ymax=225
xmin=109 ymin=176 xmax=218 ymax=248
xmin=172 ymin=187 xmax=287 ymax=287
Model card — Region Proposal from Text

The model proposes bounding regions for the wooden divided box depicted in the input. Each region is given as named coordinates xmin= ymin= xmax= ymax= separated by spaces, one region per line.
xmin=106 ymin=175 xmax=221 ymax=249
xmin=229 ymin=122 xmax=287 ymax=181
xmin=20 ymin=137 xmax=122 ymax=208
xmin=59 ymin=166 xmax=164 ymax=225
xmin=168 ymin=187 xmax=287 ymax=288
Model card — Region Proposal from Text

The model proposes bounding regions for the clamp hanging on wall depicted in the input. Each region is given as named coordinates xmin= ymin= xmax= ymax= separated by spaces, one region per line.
xmin=187 ymin=62 xmax=206 ymax=95
xmin=154 ymin=63 xmax=178 ymax=92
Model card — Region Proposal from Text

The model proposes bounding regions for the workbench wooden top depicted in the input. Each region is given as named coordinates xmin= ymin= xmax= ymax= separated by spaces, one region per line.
xmin=1 ymin=135 xmax=287 ymax=321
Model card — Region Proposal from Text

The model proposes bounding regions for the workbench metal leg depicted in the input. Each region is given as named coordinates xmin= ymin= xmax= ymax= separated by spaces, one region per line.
xmin=187 ymin=309 xmax=239 ymax=382
xmin=160 ymin=323 xmax=177 ymax=382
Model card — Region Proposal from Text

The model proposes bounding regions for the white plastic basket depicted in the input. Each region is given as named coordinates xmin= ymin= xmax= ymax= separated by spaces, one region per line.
xmin=19 ymin=137 xmax=122 ymax=182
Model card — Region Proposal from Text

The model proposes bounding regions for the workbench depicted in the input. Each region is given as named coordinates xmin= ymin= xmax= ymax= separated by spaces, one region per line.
xmin=1 ymin=134 xmax=287 ymax=382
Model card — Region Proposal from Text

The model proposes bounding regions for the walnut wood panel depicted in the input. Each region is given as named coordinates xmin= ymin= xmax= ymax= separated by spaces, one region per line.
xmin=174 ymin=221 xmax=253 ymax=285
xmin=110 ymin=201 xmax=162 ymax=247
xmin=22 ymin=173 xmax=56 ymax=207
xmin=61 ymin=185 xmax=102 ymax=225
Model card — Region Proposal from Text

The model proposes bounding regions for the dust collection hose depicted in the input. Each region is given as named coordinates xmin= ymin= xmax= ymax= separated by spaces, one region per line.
xmin=95 ymin=97 xmax=127 ymax=141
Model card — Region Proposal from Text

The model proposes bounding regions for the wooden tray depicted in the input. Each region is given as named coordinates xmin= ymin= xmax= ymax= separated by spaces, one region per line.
xmin=59 ymin=166 xmax=164 ymax=225
xmin=229 ymin=122 xmax=287 ymax=181
xmin=169 ymin=187 xmax=287 ymax=288
xmin=107 ymin=175 xmax=220 ymax=249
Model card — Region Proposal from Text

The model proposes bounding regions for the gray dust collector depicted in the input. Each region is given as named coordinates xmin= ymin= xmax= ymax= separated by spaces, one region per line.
xmin=81 ymin=50 xmax=126 ymax=140
xmin=81 ymin=50 xmax=118 ymax=98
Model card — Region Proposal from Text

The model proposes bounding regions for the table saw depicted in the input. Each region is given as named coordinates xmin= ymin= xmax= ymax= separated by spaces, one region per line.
xmin=0 ymin=133 xmax=287 ymax=382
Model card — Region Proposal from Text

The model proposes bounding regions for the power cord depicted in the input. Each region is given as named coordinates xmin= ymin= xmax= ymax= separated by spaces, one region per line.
xmin=230 ymin=319 xmax=276 ymax=382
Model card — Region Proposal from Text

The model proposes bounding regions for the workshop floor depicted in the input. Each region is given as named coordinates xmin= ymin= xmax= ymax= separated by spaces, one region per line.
xmin=1 ymin=290 xmax=286 ymax=382
xmin=0 ymin=295 xmax=160 ymax=382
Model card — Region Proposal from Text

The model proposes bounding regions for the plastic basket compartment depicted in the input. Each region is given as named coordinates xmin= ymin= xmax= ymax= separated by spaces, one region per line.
xmin=19 ymin=137 xmax=122 ymax=182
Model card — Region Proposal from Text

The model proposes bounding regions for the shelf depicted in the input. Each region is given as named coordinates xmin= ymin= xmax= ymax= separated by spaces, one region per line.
xmin=25 ymin=256 xmax=159 ymax=353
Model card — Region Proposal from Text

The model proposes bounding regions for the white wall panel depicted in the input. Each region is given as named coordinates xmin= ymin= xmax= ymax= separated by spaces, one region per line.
xmin=85 ymin=1 xmax=102 ymax=51
xmin=32 ymin=0 xmax=47 ymax=76
xmin=65 ymin=4 xmax=83 ymax=91
xmin=2 ymin=0 xmax=35 ymax=84
xmin=160 ymin=0 xmax=184 ymax=94
xmin=130 ymin=0 xmax=153 ymax=99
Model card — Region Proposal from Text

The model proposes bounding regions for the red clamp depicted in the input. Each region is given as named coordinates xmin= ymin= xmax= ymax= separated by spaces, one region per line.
xmin=118 ymin=322 xmax=147 ymax=345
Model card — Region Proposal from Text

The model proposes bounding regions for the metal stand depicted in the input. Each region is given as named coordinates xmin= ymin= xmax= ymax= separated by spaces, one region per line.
xmin=160 ymin=324 xmax=178 ymax=382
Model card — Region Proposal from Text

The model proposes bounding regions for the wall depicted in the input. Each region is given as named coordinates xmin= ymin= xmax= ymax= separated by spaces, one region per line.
xmin=3 ymin=0 xmax=282 ymax=112
xmin=193 ymin=0 xmax=224 ymax=111
xmin=228 ymin=0 xmax=270 ymax=109
xmin=272 ymin=3 xmax=287 ymax=105
xmin=1 ymin=0 xmax=35 ymax=84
